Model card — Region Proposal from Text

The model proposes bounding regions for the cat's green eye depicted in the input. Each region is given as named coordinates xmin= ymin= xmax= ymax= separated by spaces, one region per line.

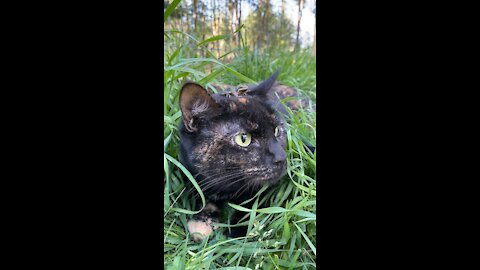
xmin=274 ymin=126 xmax=280 ymax=137
xmin=234 ymin=132 xmax=251 ymax=147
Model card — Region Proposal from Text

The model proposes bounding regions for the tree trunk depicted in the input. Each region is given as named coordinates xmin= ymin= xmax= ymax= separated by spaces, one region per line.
xmin=313 ymin=7 xmax=316 ymax=56
xmin=211 ymin=0 xmax=216 ymax=54
xmin=186 ymin=0 xmax=190 ymax=34
xmin=237 ymin=0 xmax=242 ymax=47
xmin=229 ymin=0 xmax=235 ymax=51
xmin=201 ymin=1 xmax=206 ymax=57
xmin=193 ymin=0 xmax=198 ymax=37
xmin=225 ymin=0 xmax=229 ymax=53
xmin=295 ymin=0 xmax=304 ymax=51
xmin=265 ymin=0 xmax=269 ymax=50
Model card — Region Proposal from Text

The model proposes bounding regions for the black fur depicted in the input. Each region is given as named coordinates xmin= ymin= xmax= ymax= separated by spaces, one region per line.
xmin=179 ymin=73 xmax=288 ymax=238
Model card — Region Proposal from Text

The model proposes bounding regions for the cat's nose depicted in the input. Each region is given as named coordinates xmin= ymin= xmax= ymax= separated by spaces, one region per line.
xmin=269 ymin=141 xmax=287 ymax=163
xmin=273 ymin=150 xmax=287 ymax=163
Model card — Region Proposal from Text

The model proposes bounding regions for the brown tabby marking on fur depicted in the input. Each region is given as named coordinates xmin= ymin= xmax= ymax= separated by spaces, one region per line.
xmin=238 ymin=97 xmax=248 ymax=104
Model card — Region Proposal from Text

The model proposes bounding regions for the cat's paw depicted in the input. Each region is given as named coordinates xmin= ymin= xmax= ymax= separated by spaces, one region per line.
xmin=187 ymin=203 xmax=220 ymax=242
xmin=187 ymin=218 xmax=217 ymax=241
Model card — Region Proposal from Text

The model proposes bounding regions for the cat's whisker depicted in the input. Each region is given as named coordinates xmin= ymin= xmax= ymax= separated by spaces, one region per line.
xmin=188 ymin=171 xmax=244 ymax=194
xmin=200 ymin=172 xmax=245 ymax=192
xmin=187 ymin=169 xmax=242 ymax=191
xmin=190 ymin=173 xmax=245 ymax=201
xmin=193 ymin=166 xmax=242 ymax=180
xmin=199 ymin=170 xmax=243 ymax=185
xmin=225 ymin=175 xmax=247 ymax=187
xmin=231 ymin=182 xmax=250 ymax=199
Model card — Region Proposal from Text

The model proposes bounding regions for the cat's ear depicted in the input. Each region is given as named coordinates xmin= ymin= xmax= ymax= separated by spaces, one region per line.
xmin=248 ymin=70 xmax=280 ymax=96
xmin=180 ymin=82 xmax=220 ymax=132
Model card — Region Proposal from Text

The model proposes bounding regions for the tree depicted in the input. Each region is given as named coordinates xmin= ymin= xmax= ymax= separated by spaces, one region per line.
xmin=237 ymin=0 xmax=242 ymax=47
xmin=313 ymin=6 xmax=316 ymax=56
xmin=295 ymin=0 xmax=305 ymax=51
xmin=193 ymin=0 xmax=198 ymax=35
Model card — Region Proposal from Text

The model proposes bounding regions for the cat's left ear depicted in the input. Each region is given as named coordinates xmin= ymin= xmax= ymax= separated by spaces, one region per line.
xmin=247 ymin=70 xmax=280 ymax=96
xmin=180 ymin=82 xmax=220 ymax=132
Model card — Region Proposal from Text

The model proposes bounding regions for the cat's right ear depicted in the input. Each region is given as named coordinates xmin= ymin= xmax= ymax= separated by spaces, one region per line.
xmin=180 ymin=82 xmax=219 ymax=132
xmin=247 ymin=70 xmax=280 ymax=96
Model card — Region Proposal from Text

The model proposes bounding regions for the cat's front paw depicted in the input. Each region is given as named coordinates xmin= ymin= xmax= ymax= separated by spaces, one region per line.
xmin=187 ymin=202 xmax=220 ymax=242
xmin=187 ymin=218 xmax=217 ymax=241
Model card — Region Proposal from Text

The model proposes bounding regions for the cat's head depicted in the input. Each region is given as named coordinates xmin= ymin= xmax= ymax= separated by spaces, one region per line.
xmin=178 ymin=72 xmax=287 ymax=202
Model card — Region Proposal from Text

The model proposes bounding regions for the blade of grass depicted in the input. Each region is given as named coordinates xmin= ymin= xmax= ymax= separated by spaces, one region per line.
xmin=164 ymin=0 xmax=182 ymax=22
xmin=197 ymin=34 xmax=230 ymax=47
xmin=293 ymin=222 xmax=316 ymax=256
xmin=164 ymin=153 xmax=205 ymax=214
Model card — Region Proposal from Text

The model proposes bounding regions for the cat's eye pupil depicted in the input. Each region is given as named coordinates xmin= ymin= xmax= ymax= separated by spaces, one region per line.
xmin=241 ymin=134 xmax=247 ymax=142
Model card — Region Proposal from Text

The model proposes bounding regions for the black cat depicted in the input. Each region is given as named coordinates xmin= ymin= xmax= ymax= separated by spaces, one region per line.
xmin=179 ymin=72 xmax=312 ymax=240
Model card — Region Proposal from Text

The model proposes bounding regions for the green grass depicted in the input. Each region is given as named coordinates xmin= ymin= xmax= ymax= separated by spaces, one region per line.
xmin=164 ymin=21 xmax=316 ymax=270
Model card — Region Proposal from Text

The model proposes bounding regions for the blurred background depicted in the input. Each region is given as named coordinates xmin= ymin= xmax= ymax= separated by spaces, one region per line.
xmin=164 ymin=0 xmax=316 ymax=59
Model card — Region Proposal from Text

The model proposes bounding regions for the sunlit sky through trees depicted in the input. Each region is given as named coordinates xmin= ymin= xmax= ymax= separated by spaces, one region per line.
xmin=242 ymin=0 xmax=316 ymax=46
xmin=165 ymin=0 xmax=316 ymax=54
